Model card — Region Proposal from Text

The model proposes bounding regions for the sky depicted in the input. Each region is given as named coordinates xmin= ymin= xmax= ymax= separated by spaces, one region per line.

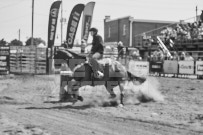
xmin=0 ymin=0 xmax=203 ymax=45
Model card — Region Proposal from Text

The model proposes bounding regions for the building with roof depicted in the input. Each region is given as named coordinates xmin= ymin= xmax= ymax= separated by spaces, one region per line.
xmin=104 ymin=16 xmax=177 ymax=48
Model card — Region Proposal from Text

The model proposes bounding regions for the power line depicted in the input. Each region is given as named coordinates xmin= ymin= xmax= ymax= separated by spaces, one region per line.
xmin=0 ymin=14 xmax=30 ymax=24
xmin=0 ymin=0 xmax=27 ymax=11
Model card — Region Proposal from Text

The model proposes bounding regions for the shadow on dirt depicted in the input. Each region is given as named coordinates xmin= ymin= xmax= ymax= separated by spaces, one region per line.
xmin=24 ymin=105 xmax=93 ymax=110
xmin=23 ymin=100 xmax=119 ymax=110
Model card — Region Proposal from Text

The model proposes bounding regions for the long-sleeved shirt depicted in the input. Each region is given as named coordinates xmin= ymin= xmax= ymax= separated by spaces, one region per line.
xmin=91 ymin=34 xmax=104 ymax=55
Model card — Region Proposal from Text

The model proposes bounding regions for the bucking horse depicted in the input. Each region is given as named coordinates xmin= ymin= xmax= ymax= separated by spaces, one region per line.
xmin=54 ymin=48 xmax=146 ymax=106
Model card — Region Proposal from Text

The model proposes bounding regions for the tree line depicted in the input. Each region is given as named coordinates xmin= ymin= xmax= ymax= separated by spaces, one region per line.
xmin=0 ymin=37 xmax=46 ymax=46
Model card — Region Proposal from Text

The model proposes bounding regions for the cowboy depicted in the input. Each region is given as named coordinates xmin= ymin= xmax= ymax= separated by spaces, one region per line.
xmin=88 ymin=27 xmax=104 ymax=78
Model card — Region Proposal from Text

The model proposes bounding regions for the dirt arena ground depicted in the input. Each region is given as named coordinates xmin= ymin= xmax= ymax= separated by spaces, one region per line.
xmin=0 ymin=74 xmax=203 ymax=135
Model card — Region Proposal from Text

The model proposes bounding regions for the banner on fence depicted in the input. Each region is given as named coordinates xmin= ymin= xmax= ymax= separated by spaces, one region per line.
xmin=163 ymin=60 xmax=178 ymax=74
xmin=0 ymin=46 xmax=10 ymax=74
xmin=178 ymin=61 xmax=194 ymax=74
xmin=195 ymin=61 xmax=203 ymax=75
xmin=128 ymin=60 xmax=149 ymax=77
xmin=149 ymin=61 xmax=163 ymax=73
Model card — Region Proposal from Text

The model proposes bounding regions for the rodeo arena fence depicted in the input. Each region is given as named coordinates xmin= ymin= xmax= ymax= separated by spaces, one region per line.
xmin=0 ymin=45 xmax=203 ymax=79
xmin=0 ymin=46 xmax=47 ymax=75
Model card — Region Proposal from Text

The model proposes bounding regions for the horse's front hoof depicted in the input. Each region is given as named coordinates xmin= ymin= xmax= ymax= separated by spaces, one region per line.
xmin=138 ymin=77 xmax=146 ymax=84
xmin=118 ymin=104 xmax=124 ymax=107
xmin=110 ymin=94 xmax=116 ymax=98
xmin=78 ymin=96 xmax=84 ymax=102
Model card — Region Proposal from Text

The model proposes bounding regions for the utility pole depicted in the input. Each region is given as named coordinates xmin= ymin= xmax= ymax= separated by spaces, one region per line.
xmin=61 ymin=0 xmax=63 ymax=45
xmin=31 ymin=0 xmax=34 ymax=45
xmin=18 ymin=29 xmax=21 ymax=41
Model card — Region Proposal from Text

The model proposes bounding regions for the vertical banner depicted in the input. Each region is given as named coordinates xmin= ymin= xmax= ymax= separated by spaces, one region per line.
xmin=47 ymin=1 xmax=61 ymax=48
xmin=81 ymin=2 xmax=95 ymax=41
xmin=66 ymin=4 xmax=85 ymax=48
xmin=47 ymin=1 xmax=61 ymax=74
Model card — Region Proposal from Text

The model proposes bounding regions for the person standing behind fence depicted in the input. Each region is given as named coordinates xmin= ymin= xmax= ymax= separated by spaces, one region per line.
xmin=131 ymin=48 xmax=142 ymax=60
xmin=179 ymin=52 xmax=186 ymax=60
xmin=117 ymin=41 xmax=124 ymax=60
xmin=81 ymin=39 xmax=86 ymax=53
xmin=185 ymin=52 xmax=194 ymax=61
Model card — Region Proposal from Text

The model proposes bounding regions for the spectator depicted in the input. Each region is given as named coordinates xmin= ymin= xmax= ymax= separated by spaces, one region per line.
xmin=117 ymin=41 xmax=124 ymax=60
xmin=171 ymin=51 xmax=179 ymax=60
xmin=131 ymin=48 xmax=142 ymax=60
xmin=179 ymin=52 xmax=186 ymax=60
xmin=185 ymin=52 xmax=194 ymax=61
xmin=81 ymin=39 xmax=86 ymax=53
xmin=157 ymin=49 xmax=164 ymax=61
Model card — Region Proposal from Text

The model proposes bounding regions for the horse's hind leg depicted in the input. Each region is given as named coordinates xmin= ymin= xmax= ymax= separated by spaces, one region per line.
xmin=105 ymin=83 xmax=116 ymax=98
xmin=118 ymin=81 xmax=126 ymax=106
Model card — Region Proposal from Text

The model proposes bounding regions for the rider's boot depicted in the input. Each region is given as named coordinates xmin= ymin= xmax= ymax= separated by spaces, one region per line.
xmin=95 ymin=70 xmax=104 ymax=79
xmin=110 ymin=93 xmax=116 ymax=98
xmin=77 ymin=96 xmax=84 ymax=102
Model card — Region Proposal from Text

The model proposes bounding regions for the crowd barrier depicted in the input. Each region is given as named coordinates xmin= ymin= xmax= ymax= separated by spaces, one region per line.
xmin=135 ymin=60 xmax=203 ymax=79
xmin=125 ymin=60 xmax=203 ymax=79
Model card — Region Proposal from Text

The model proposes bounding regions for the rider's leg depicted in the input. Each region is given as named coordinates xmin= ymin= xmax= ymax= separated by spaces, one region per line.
xmin=90 ymin=53 xmax=104 ymax=78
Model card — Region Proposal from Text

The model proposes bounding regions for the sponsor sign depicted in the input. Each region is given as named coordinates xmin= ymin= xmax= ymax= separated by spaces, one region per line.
xmin=81 ymin=2 xmax=95 ymax=41
xmin=163 ymin=60 xmax=178 ymax=74
xmin=149 ymin=61 xmax=163 ymax=73
xmin=178 ymin=61 xmax=194 ymax=74
xmin=82 ymin=15 xmax=92 ymax=40
xmin=128 ymin=60 xmax=149 ymax=77
xmin=195 ymin=61 xmax=203 ymax=75
xmin=48 ymin=1 xmax=61 ymax=48
xmin=66 ymin=4 xmax=84 ymax=48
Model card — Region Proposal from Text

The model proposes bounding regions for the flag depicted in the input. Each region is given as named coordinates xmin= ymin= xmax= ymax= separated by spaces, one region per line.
xmin=47 ymin=1 xmax=61 ymax=48
xmin=81 ymin=2 xmax=95 ymax=41
xmin=66 ymin=4 xmax=85 ymax=48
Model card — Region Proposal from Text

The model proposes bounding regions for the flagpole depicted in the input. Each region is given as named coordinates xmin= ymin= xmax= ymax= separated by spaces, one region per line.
xmin=61 ymin=0 xmax=63 ymax=45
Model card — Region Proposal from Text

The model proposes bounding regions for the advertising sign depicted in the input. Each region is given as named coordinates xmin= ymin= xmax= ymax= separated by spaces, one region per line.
xmin=66 ymin=4 xmax=84 ymax=48
xmin=178 ymin=61 xmax=194 ymax=74
xmin=163 ymin=60 xmax=178 ymax=74
xmin=128 ymin=60 xmax=149 ymax=77
xmin=195 ymin=61 xmax=203 ymax=75
xmin=48 ymin=1 xmax=61 ymax=48
xmin=149 ymin=61 xmax=163 ymax=73
xmin=81 ymin=2 xmax=95 ymax=41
